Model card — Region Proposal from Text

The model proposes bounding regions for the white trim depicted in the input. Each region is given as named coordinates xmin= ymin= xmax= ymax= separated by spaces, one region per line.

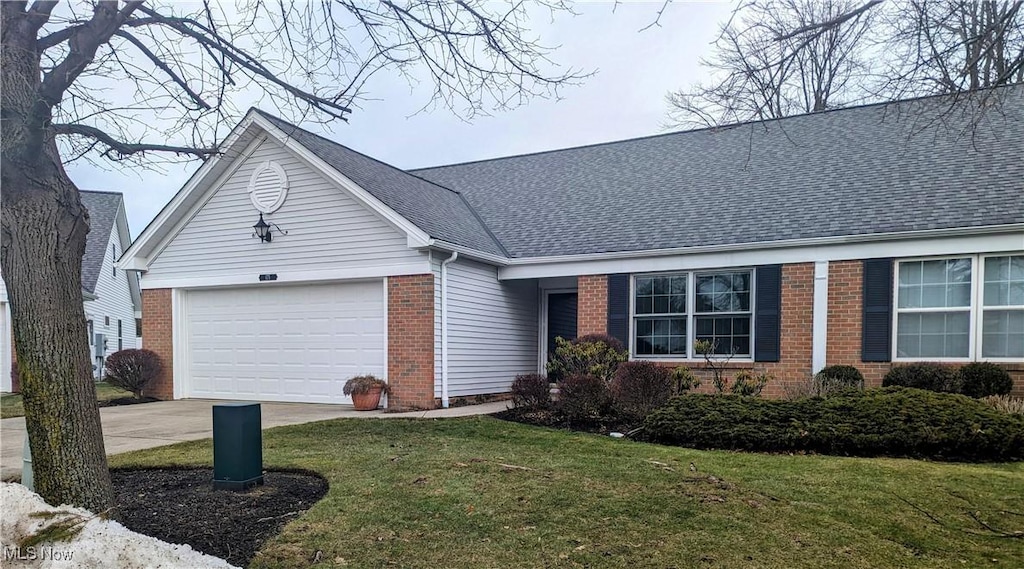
xmin=119 ymin=115 xmax=260 ymax=269
xmin=499 ymin=231 xmax=1024 ymax=280
xmin=382 ymin=276 xmax=389 ymax=409
xmin=812 ymin=261 xmax=829 ymax=374
xmin=171 ymin=289 xmax=187 ymax=400
xmin=439 ymin=251 xmax=458 ymax=408
xmin=0 ymin=301 xmax=11 ymax=392
xmin=140 ymin=261 xmax=430 ymax=290
xmin=254 ymin=115 xmax=432 ymax=248
xmin=538 ymin=287 xmax=578 ymax=374
xmin=424 ymin=240 xmax=508 ymax=266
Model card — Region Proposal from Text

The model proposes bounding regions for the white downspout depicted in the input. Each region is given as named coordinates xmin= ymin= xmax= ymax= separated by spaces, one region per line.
xmin=440 ymin=251 xmax=458 ymax=408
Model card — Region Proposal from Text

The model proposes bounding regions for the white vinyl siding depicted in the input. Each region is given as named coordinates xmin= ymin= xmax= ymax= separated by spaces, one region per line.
xmin=146 ymin=137 xmax=425 ymax=279
xmin=443 ymin=258 xmax=538 ymax=397
xmin=85 ymin=214 xmax=138 ymax=375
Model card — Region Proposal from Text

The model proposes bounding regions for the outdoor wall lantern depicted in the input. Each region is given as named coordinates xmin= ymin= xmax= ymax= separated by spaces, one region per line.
xmin=252 ymin=213 xmax=287 ymax=243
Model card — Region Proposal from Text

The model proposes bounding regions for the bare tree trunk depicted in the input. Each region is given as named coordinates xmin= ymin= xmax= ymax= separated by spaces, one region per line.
xmin=1 ymin=4 xmax=116 ymax=515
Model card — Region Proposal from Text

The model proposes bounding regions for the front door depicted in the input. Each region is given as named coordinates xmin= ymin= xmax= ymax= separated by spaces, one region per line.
xmin=545 ymin=292 xmax=578 ymax=378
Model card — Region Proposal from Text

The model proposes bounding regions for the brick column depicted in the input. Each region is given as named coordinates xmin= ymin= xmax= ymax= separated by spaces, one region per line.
xmin=10 ymin=337 xmax=19 ymax=393
xmin=577 ymin=275 xmax=608 ymax=336
xmin=387 ymin=274 xmax=436 ymax=409
xmin=755 ymin=263 xmax=815 ymax=397
xmin=826 ymin=261 xmax=892 ymax=387
xmin=142 ymin=288 xmax=174 ymax=400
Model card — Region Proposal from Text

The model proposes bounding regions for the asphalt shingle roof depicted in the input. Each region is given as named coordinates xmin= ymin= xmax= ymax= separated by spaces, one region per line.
xmin=80 ymin=190 xmax=123 ymax=294
xmin=412 ymin=88 xmax=1024 ymax=258
xmin=256 ymin=111 xmax=507 ymax=257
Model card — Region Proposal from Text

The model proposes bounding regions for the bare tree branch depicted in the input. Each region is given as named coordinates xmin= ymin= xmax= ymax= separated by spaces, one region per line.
xmin=51 ymin=123 xmax=218 ymax=159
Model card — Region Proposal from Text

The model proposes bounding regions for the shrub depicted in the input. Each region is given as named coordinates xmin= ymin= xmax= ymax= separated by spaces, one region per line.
xmin=547 ymin=334 xmax=628 ymax=383
xmin=610 ymin=361 xmax=674 ymax=419
xmin=982 ymin=395 xmax=1024 ymax=415
xmin=510 ymin=374 xmax=551 ymax=410
xmin=959 ymin=362 xmax=1013 ymax=398
xmin=671 ymin=366 xmax=700 ymax=394
xmin=815 ymin=365 xmax=864 ymax=389
xmin=730 ymin=370 xmax=771 ymax=396
xmin=103 ymin=349 xmax=162 ymax=399
xmin=343 ymin=375 xmax=389 ymax=396
xmin=644 ymin=387 xmax=1024 ymax=462
xmin=883 ymin=363 xmax=960 ymax=393
xmin=557 ymin=374 xmax=611 ymax=422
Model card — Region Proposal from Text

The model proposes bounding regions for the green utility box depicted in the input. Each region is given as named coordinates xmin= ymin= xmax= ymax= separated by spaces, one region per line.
xmin=213 ymin=402 xmax=264 ymax=491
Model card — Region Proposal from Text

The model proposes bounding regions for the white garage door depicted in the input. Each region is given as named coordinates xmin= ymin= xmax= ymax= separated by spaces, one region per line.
xmin=185 ymin=281 xmax=385 ymax=403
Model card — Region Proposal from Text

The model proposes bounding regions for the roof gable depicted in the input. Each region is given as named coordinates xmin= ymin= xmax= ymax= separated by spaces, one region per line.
xmin=80 ymin=190 xmax=124 ymax=293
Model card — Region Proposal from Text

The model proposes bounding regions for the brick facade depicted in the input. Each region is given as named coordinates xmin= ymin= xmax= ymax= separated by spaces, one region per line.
xmin=387 ymin=274 xmax=437 ymax=409
xmin=142 ymin=288 xmax=174 ymax=400
xmin=577 ymin=275 xmax=608 ymax=336
xmin=826 ymin=260 xmax=1024 ymax=397
xmin=576 ymin=265 xmax=1023 ymax=397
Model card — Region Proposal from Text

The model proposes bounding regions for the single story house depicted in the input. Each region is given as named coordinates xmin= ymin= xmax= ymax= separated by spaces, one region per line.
xmin=118 ymin=88 xmax=1024 ymax=408
xmin=2 ymin=190 xmax=142 ymax=391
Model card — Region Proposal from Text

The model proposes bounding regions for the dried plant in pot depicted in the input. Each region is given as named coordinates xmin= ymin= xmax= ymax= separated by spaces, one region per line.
xmin=343 ymin=375 xmax=389 ymax=411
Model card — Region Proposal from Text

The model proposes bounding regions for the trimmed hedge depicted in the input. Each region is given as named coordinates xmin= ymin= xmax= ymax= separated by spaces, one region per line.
xmin=815 ymin=365 xmax=865 ymax=389
xmin=557 ymin=374 xmax=611 ymax=421
xmin=104 ymin=349 xmax=163 ymax=399
xmin=959 ymin=362 xmax=1013 ymax=398
xmin=883 ymin=363 xmax=961 ymax=393
xmin=644 ymin=387 xmax=1024 ymax=462
xmin=547 ymin=334 xmax=628 ymax=383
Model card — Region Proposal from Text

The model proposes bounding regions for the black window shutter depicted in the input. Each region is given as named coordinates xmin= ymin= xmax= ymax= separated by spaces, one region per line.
xmin=862 ymin=258 xmax=894 ymax=362
xmin=754 ymin=265 xmax=782 ymax=362
xmin=606 ymin=274 xmax=630 ymax=346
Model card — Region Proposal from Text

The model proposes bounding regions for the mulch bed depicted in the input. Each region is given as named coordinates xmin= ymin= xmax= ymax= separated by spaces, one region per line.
xmin=99 ymin=396 xmax=159 ymax=407
xmin=492 ymin=408 xmax=639 ymax=436
xmin=112 ymin=467 xmax=328 ymax=567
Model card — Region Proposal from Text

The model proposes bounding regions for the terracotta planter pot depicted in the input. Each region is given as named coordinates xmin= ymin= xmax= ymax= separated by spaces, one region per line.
xmin=351 ymin=386 xmax=384 ymax=411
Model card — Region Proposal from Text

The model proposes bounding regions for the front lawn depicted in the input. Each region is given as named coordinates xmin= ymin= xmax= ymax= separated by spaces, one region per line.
xmin=1 ymin=382 xmax=129 ymax=419
xmin=110 ymin=417 xmax=1024 ymax=569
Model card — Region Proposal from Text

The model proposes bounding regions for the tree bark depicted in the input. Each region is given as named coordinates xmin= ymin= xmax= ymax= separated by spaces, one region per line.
xmin=1 ymin=3 xmax=116 ymax=515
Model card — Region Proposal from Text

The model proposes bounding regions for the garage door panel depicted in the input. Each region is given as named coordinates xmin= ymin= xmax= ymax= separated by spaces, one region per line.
xmin=185 ymin=281 xmax=385 ymax=403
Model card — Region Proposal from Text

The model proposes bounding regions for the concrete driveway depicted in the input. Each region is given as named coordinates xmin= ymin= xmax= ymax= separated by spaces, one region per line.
xmin=0 ymin=399 xmax=507 ymax=480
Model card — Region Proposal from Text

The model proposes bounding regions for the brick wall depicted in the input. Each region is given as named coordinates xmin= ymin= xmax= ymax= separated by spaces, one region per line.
xmin=577 ymin=275 xmax=608 ymax=336
xmin=142 ymin=288 xmax=174 ymax=400
xmin=387 ymin=274 xmax=436 ymax=409
xmin=827 ymin=260 xmax=1024 ymax=396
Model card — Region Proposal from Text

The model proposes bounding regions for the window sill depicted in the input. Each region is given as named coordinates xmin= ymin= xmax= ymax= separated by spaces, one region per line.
xmin=631 ymin=356 xmax=755 ymax=368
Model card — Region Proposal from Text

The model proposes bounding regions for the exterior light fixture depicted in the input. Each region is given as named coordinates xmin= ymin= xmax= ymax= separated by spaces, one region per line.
xmin=252 ymin=213 xmax=286 ymax=243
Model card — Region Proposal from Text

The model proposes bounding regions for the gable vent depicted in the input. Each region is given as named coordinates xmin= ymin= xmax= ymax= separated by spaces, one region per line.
xmin=248 ymin=160 xmax=289 ymax=213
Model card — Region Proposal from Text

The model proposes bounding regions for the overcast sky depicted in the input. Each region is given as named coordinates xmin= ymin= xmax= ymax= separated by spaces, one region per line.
xmin=65 ymin=2 xmax=734 ymax=236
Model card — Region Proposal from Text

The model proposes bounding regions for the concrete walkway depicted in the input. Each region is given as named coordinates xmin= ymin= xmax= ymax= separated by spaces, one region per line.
xmin=0 ymin=399 xmax=508 ymax=480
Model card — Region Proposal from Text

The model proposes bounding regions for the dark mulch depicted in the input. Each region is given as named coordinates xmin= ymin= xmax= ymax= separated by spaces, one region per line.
xmin=112 ymin=467 xmax=328 ymax=567
xmin=99 ymin=396 xmax=159 ymax=407
xmin=492 ymin=408 xmax=638 ymax=436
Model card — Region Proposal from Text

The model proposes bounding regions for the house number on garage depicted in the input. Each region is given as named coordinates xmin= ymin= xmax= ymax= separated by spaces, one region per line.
xmin=248 ymin=160 xmax=289 ymax=214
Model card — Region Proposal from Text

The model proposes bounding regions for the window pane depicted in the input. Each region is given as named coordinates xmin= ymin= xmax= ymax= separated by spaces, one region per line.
xmin=694 ymin=316 xmax=751 ymax=356
xmin=635 ymin=274 xmax=685 ymax=316
xmin=898 ymin=258 xmax=972 ymax=309
xmin=896 ymin=312 xmax=970 ymax=358
xmin=695 ymin=272 xmax=751 ymax=313
xmin=982 ymin=310 xmax=1024 ymax=358
xmin=634 ymin=317 xmax=686 ymax=356
xmin=984 ymin=256 xmax=1024 ymax=307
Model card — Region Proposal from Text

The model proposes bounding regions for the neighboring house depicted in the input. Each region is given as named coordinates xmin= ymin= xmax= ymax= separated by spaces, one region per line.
xmin=1 ymin=191 xmax=142 ymax=391
xmin=118 ymin=88 xmax=1024 ymax=408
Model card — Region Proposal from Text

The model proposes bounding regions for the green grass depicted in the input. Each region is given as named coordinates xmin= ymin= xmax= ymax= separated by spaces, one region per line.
xmin=1 ymin=382 xmax=130 ymax=419
xmin=110 ymin=417 xmax=1024 ymax=569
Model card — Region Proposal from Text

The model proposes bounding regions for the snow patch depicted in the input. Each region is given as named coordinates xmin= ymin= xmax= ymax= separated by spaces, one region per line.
xmin=0 ymin=482 xmax=239 ymax=568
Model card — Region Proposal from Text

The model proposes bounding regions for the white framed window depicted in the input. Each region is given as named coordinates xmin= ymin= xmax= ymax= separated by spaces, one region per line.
xmin=632 ymin=269 xmax=754 ymax=359
xmin=893 ymin=253 xmax=1024 ymax=362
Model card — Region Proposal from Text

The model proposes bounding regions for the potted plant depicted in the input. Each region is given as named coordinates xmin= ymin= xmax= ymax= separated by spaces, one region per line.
xmin=344 ymin=375 xmax=389 ymax=411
